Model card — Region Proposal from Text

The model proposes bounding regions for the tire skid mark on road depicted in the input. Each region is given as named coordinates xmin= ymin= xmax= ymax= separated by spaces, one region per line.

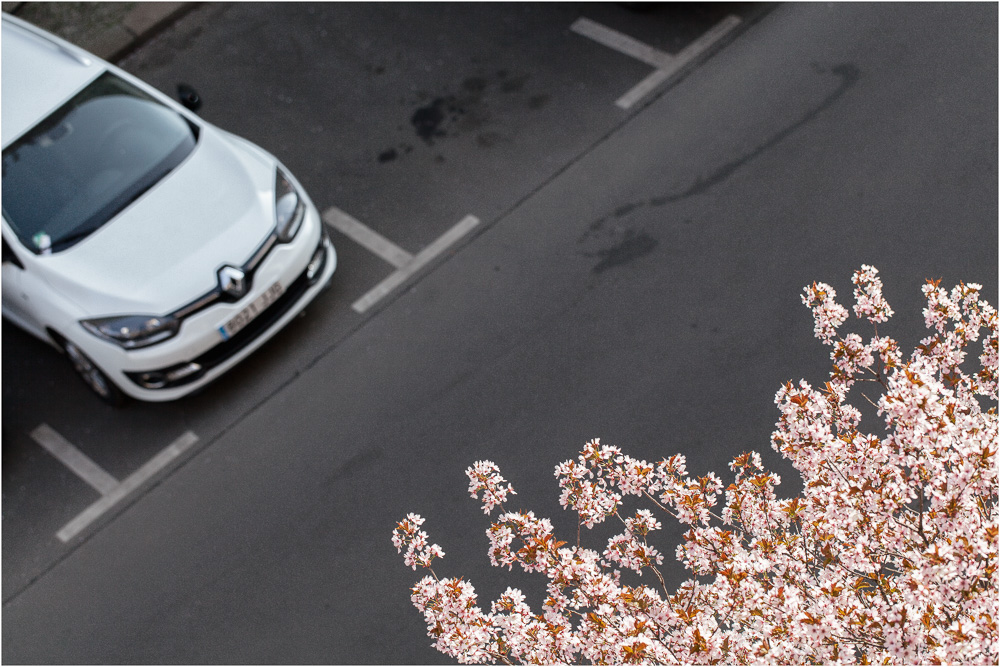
xmin=577 ymin=62 xmax=862 ymax=235
xmin=652 ymin=63 xmax=861 ymax=204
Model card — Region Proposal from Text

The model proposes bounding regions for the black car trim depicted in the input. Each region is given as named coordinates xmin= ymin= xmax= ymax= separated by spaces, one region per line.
xmin=171 ymin=230 xmax=278 ymax=319
xmin=125 ymin=235 xmax=329 ymax=390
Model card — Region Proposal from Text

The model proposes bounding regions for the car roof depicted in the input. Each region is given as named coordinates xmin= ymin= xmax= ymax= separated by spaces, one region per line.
xmin=2 ymin=13 xmax=105 ymax=147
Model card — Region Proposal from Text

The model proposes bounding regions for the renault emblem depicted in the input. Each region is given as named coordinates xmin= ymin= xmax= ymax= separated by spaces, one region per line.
xmin=218 ymin=265 xmax=247 ymax=299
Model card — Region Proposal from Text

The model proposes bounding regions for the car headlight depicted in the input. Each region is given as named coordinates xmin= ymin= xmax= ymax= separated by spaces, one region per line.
xmin=275 ymin=168 xmax=305 ymax=243
xmin=81 ymin=314 xmax=180 ymax=349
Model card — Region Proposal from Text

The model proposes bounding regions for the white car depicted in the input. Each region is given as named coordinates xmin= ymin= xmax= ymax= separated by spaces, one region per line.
xmin=1 ymin=13 xmax=337 ymax=404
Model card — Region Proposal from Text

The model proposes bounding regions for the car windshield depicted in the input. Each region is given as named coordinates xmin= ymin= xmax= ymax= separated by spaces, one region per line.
xmin=1 ymin=71 xmax=198 ymax=254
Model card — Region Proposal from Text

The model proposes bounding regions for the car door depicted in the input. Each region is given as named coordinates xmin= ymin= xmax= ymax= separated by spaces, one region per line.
xmin=2 ymin=230 xmax=48 ymax=341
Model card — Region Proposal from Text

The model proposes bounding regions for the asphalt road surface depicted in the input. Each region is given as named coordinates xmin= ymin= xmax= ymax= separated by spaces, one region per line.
xmin=3 ymin=3 xmax=997 ymax=663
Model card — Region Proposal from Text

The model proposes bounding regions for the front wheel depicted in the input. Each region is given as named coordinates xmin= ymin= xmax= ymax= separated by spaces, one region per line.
xmin=63 ymin=340 xmax=125 ymax=406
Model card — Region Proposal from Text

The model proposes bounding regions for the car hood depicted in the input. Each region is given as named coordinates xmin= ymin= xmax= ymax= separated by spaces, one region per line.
xmin=35 ymin=126 xmax=277 ymax=317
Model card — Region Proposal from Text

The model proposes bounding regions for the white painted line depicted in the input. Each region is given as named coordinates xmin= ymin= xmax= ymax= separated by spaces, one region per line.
xmin=570 ymin=17 xmax=673 ymax=69
xmin=616 ymin=14 xmax=742 ymax=109
xmin=572 ymin=14 xmax=742 ymax=110
xmin=323 ymin=206 xmax=414 ymax=269
xmin=57 ymin=431 xmax=199 ymax=543
xmin=352 ymin=215 xmax=480 ymax=313
xmin=31 ymin=424 xmax=119 ymax=496
xmin=683 ymin=14 xmax=743 ymax=59
xmin=616 ymin=68 xmax=674 ymax=109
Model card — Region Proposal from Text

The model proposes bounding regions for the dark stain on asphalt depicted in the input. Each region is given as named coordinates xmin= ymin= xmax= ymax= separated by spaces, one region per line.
xmin=411 ymin=98 xmax=447 ymax=144
xmin=377 ymin=143 xmax=412 ymax=163
xmin=407 ymin=70 xmax=537 ymax=146
xmin=592 ymin=232 xmax=659 ymax=274
xmin=577 ymin=216 xmax=613 ymax=246
xmin=411 ymin=97 xmax=464 ymax=145
xmin=614 ymin=203 xmax=642 ymax=218
xmin=324 ymin=447 xmax=385 ymax=486
xmin=476 ymin=132 xmax=504 ymax=148
xmin=577 ymin=204 xmax=642 ymax=247
xmin=527 ymin=94 xmax=549 ymax=110
xmin=462 ymin=76 xmax=488 ymax=93
xmin=500 ymin=74 xmax=530 ymax=94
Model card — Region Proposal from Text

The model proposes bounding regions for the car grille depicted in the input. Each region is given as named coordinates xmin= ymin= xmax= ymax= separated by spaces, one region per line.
xmin=125 ymin=235 xmax=329 ymax=391
xmin=193 ymin=268 xmax=312 ymax=371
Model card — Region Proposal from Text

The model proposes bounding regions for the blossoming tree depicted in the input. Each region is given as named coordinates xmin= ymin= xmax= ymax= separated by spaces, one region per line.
xmin=393 ymin=266 xmax=997 ymax=664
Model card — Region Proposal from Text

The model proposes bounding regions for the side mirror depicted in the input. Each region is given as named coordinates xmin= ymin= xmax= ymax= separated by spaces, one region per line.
xmin=177 ymin=84 xmax=202 ymax=113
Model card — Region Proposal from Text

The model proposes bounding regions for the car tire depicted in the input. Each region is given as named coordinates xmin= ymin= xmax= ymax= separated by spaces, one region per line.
xmin=62 ymin=339 xmax=126 ymax=406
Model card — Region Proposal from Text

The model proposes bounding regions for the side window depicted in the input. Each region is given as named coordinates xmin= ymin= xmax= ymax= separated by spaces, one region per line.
xmin=2 ymin=236 xmax=24 ymax=269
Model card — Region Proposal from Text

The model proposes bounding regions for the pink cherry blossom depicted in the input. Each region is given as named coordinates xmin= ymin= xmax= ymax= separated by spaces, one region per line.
xmin=466 ymin=460 xmax=516 ymax=514
xmin=852 ymin=264 xmax=894 ymax=323
xmin=395 ymin=267 xmax=997 ymax=664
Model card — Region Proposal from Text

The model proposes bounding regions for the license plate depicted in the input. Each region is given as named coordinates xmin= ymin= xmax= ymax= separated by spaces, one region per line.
xmin=218 ymin=282 xmax=284 ymax=341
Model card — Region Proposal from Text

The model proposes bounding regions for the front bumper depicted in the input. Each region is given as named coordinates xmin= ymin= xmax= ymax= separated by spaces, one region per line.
xmin=126 ymin=231 xmax=333 ymax=392
xmin=74 ymin=204 xmax=336 ymax=402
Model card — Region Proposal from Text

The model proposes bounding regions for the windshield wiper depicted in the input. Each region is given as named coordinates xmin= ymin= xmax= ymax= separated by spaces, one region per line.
xmin=45 ymin=173 xmax=165 ymax=253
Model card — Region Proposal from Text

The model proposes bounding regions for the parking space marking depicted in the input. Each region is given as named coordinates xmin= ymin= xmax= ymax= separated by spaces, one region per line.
xmin=351 ymin=214 xmax=481 ymax=313
xmin=31 ymin=424 xmax=120 ymax=496
xmin=571 ymin=14 xmax=742 ymax=109
xmin=323 ymin=206 xmax=414 ymax=269
xmin=570 ymin=17 xmax=673 ymax=69
xmin=619 ymin=15 xmax=743 ymax=109
xmin=55 ymin=430 xmax=199 ymax=543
